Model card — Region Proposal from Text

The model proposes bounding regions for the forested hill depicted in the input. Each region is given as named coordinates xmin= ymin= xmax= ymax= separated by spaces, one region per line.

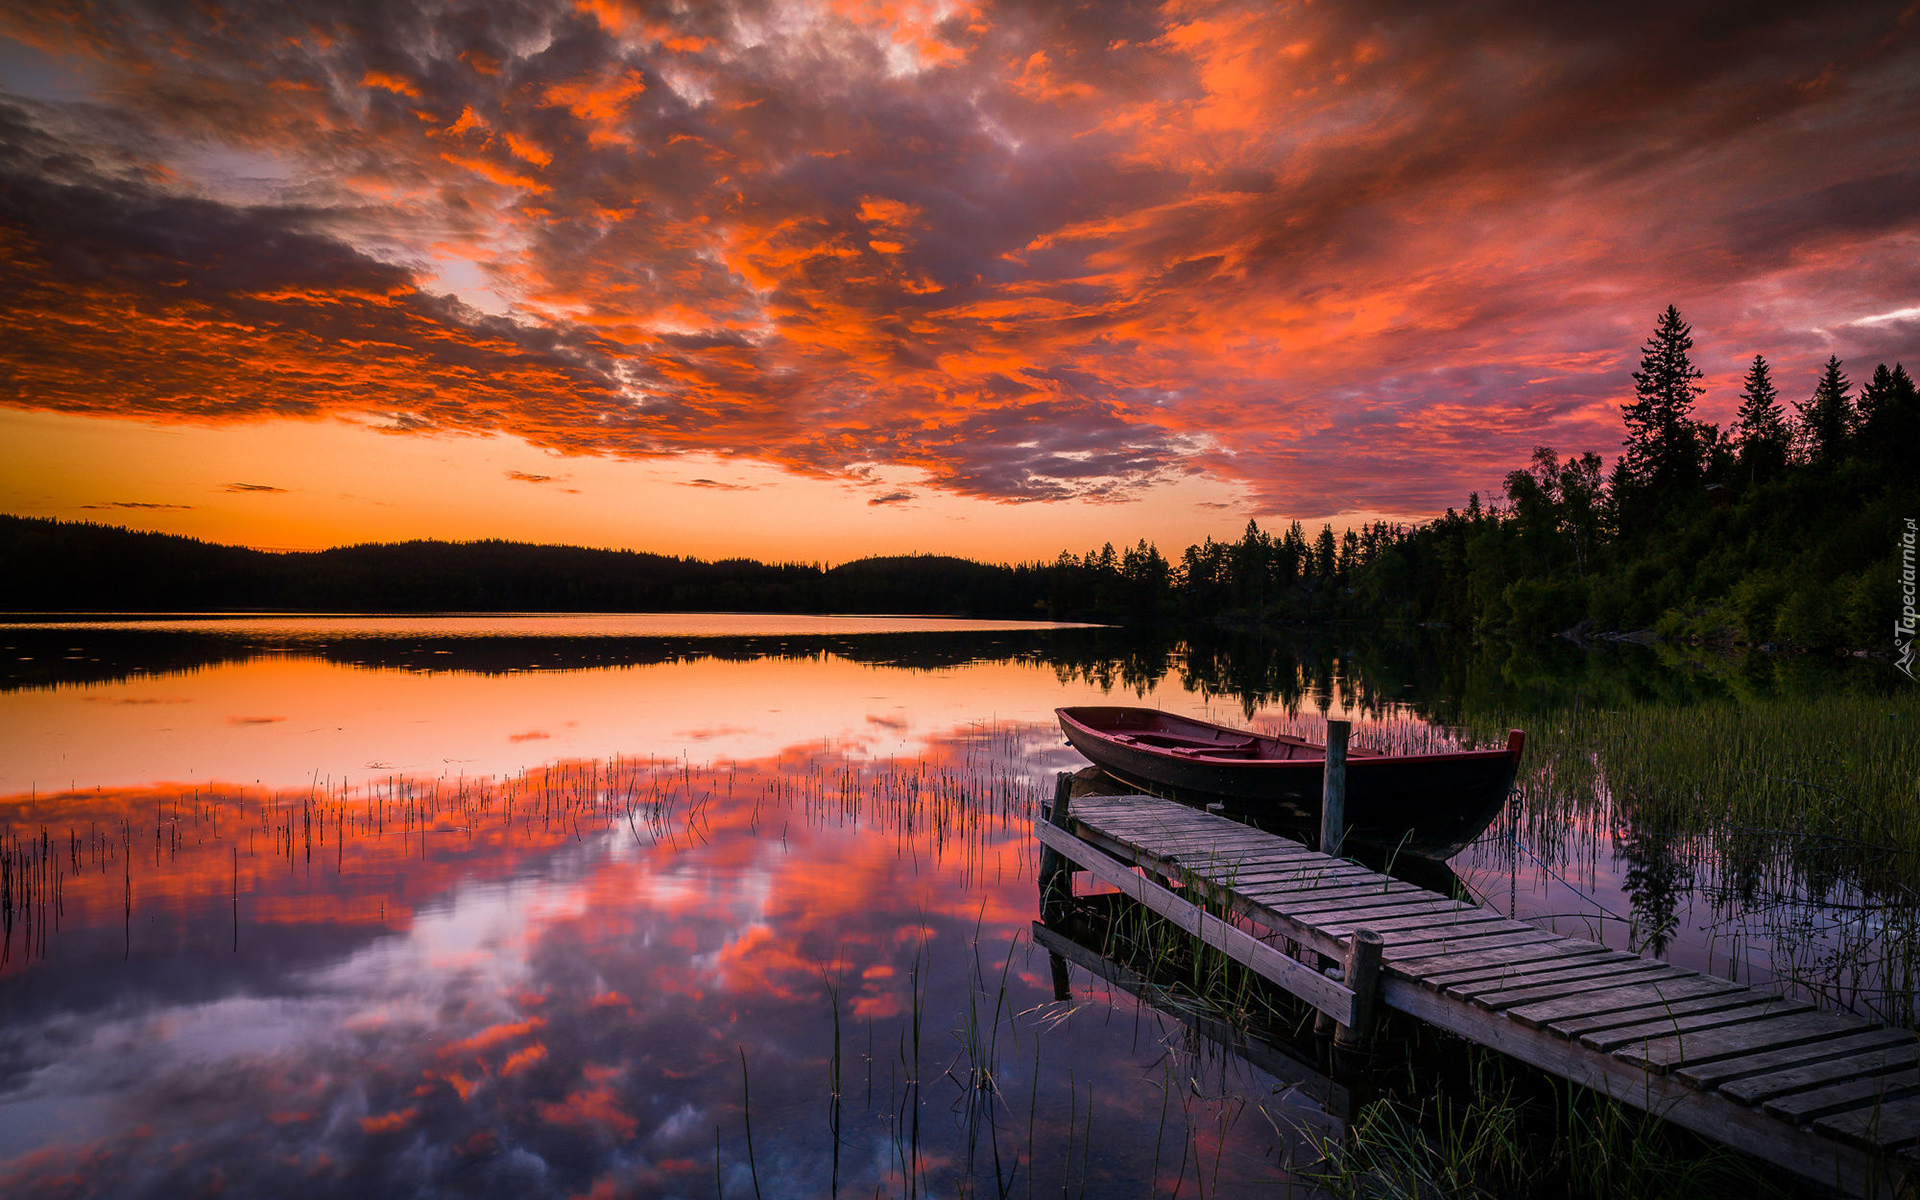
xmin=0 ymin=518 xmax=1053 ymax=617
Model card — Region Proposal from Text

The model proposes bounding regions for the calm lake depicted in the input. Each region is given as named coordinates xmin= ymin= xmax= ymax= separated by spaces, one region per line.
xmin=1 ymin=615 xmax=1912 ymax=1198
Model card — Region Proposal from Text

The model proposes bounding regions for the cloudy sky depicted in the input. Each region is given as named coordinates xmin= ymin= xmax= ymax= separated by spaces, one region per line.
xmin=1 ymin=0 xmax=1916 ymax=560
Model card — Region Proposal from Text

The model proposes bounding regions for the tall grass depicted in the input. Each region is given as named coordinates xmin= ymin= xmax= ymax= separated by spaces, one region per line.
xmin=1493 ymin=693 xmax=1920 ymax=1025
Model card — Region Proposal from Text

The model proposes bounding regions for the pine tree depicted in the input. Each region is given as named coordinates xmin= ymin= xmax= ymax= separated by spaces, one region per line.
xmin=1732 ymin=354 xmax=1790 ymax=482
xmin=1621 ymin=305 xmax=1707 ymax=497
xmin=1857 ymin=363 xmax=1919 ymax=481
xmin=1313 ymin=524 xmax=1337 ymax=577
xmin=1795 ymin=356 xmax=1853 ymax=464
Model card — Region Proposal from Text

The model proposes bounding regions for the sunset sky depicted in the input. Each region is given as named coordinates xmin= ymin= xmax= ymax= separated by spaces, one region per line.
xmin=2 ymin=0 xmax=1916 ymax=563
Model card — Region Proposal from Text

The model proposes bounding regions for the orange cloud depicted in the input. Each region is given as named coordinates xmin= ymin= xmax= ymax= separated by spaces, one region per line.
xmin=1 ymin=0 xmax=1916 ymax=530
xmin=358 ymin=1107 xmax=417 ymax=1135
xmin=442 ymin=1017 xmax=548 ymax=1058
xmin=501 ymin=1042 xmax=550 ymax=1076
xmin=538 ymin=1084 xmax=637 ymax=1137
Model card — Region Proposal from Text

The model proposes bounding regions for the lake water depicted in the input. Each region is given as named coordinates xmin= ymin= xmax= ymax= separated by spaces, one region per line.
xmin=0 ymin=616 xmax=1910 ymax=1197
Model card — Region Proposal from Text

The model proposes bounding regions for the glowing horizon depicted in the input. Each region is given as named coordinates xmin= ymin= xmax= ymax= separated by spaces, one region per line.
xmin=2 ymin=1 xmax=1915 ymax=560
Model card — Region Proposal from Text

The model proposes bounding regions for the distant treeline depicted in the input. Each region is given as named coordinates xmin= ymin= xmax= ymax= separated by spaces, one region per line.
xmin=5 ymin=305 xmax=1913 ymax=646
xmin=0 ymin=519 xmax=1053 ymax=617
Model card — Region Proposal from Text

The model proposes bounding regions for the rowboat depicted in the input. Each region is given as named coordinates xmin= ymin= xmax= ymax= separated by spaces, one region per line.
xmin=1055 ymin=706 xmax=1524 ymax=858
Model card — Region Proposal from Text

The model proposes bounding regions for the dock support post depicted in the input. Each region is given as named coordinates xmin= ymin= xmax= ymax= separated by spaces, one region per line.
xmin=1038 ymin=772 xmax=1073 ymax=924
xmin=1319 ymin=719 xmax=1350 ymax=857
xmin=1334 ymin=928 xmax=1383 ymax=1051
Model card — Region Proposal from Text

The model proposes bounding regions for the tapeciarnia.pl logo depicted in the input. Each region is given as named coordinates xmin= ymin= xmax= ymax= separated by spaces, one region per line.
xmin=1899 ymin=517 xmax=1916 ymax=681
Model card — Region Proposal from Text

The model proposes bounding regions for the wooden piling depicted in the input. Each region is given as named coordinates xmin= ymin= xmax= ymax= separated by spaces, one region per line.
xmin=1038 ymin=772 xmax=1073 ymax=924
xmin=1335 ymin=928 xmax=1384 ymax=1051
xmin=1319 ymin=718 xmax=1350 ymax=856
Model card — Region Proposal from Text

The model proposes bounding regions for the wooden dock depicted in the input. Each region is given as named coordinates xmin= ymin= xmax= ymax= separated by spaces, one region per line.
xmin=1035 ymin=789 xmax=1919 ymax=1197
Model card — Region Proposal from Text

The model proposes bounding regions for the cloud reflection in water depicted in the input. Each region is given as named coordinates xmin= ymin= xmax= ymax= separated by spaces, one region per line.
xmin=0 ymin=732 xmax=1323 ymax=1198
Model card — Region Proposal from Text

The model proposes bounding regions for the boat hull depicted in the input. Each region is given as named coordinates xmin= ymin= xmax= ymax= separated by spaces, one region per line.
xmin=1056 ymin=706 xmax=1522 ymax=859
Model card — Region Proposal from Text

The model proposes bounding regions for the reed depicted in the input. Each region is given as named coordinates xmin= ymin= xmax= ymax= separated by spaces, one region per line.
xmin=1311 ymin=1051 xmax=1800 ymax=1200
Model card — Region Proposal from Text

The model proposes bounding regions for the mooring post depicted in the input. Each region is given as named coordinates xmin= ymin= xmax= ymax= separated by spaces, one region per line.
xmin=1047 ymin=950 xmax=1072 ymax=1001
xmin=1319 ymin=718 xmax=1350 ymax=857
xmin=1334 ymin=928 xmax=1384 ymax=1051
xmin=1038 ymin=772 xmax=1073 ymax=923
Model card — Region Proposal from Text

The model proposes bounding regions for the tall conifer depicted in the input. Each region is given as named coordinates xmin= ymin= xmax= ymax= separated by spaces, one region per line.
xmin=1795 ymin=356 xmax=1853 ymax=463
xmin=1732 ymin=354 xmax=1790 ymax=481
xmin=1618 ymin=306 xmax=1707 ymax=521
xmin=1857 ymin=363 xmax=1918 ymax=481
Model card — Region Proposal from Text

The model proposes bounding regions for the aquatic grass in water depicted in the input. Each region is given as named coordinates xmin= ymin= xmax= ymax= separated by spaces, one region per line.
xmin=1238 ymin=691 xmax=1920 ymax=1026
xmin=1309 ymin=1051 xmax=1801 ymax=1200
xmin=1485 ymin=692 xmax=1920 ymax=1025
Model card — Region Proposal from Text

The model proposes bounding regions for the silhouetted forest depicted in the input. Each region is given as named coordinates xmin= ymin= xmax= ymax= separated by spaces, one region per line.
xmin=0 ymin=522 xmax=1053 ymax=617
xmin=1044 ymin=308 xmax=1915 ymax=649
xmin=4 ymin=307 xmax=1913 ymax=648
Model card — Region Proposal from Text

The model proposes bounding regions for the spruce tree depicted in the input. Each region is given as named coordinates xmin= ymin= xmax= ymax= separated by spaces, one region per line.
xmin=1795 ymin=355 xmax=1853 ymax=464
xmin=1732 ymin=354 xmax=1790 ymax=482
xmin=1313 ymin=524 xmax=1337 ymax=577
xmin=1621 ymin=305 xmax=1707 ymax=507
xmin=1857 ymin=363 xmax=1918 ymax=481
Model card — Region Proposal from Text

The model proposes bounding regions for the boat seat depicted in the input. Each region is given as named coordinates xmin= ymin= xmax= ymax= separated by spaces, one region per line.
xmin=1131 ymin=732 xmax=1259 ymax=751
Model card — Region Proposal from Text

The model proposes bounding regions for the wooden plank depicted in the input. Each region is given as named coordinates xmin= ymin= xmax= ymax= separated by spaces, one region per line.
xmin=1721 ymin=1043 xmax=1920 ymax=1107
xmin=1814 ymin=1093 xmax=1920 ymax=1153
xmin=1033 ymin=819 xmax=1357 ymax=1024
xmin=1250 ymin=899 xmax=1464 ymax=928
xmin=1104 ymin=834 xmax=1315 ymax=860
xmin=1211 ymin=863 xmax=1394 ymax=890
xmin=1107 ymin=837 xmax=1285 ymax=864
xmin=1422 ymin=952 xmax=1646 ymax=996
xmin=1175 ymin=852 xmax=1337 ymax=879
xmin=1241 ymin=893 xmax=1435 ymax=924
xmin=1071 ymin=827 xmax=1269 ymax=858
xmin=1075 ymin=815 xmax=1276 ymax=846
xmin=1302 ymin=896 xmax=1478 ymax=924
xmin=1187 ymin=848 xmax=1363 ymax=873
xmin=1612 ymin=1011 xmax=1880 ymax=1074
xmin=1394 ymin=935 xmax=1603 ymax=973
xmin=1511 ymin=975 xmax=1751 ymax=1031
xmin=1547 ymin=992 xmax=1805 ymax=1041
xmin=1377 ymin=975 xmax=1907 ymax=1197
xmin=1255 ymin=885 xmax=1436 ymax=914
xmin=1451 ymin=960 xmax=1681 ymax=1006
xmin=1679 ymin=1029 xmax=1920 ymax=1093
xmin=1382 ymin=927 xmax=1565 ymax=959
xmin=1579 ymin=1001 xmax=1823 ymax=1054
xmin=1090 ymin=832 xmax=1285 ymax=858
xmin=1414 ymin=945 xmax=1630 ymax=989
xmin=1317 ymin=908 xmax=1511 ymax=937
xmin=1284 ymin=899 xmax=1475 ymax=929
xmin=1141 ymin=831 xmax=1299 ymax=857
xmin=1370 ymin=921 xmax=1545 ymax=950
xmin=1227 ymin=875 xmax=1396 ymax=901
xmin=1765 ymin=1072 xmax=1920 ymax=1124
xmin=1222 ymin=863 xmax=1385 ymax=889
